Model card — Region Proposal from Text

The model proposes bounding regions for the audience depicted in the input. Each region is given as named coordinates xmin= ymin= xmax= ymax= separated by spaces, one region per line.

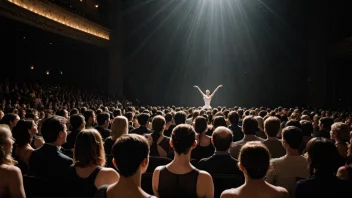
xmin=0 ymin=125 xmax=26 ymax=198
xmin=152 ymin=124 xmax=214 ymax=198
xmin=148 ymin=115 xmax=172 ymax=158
xmin=104 ymin=116 xmax=128 ymax=168
xmin=198 ymin=126 xmax=243 ymax=176
xmin=263 ymin=116 xmax=286 ymax=158
xmin=294 ymin=137 xmax=351 ymax=198
xmin=62 ymin=114 xmax=85 ymax=150
xmin=266 ymin=126 xmax=309 ymax=196
xmin=95 ymin=134 xmax=155 ymax=198
xmin=28 ymin=116 xmax=73 ymax=179
xmin=314 ymin=117 xmax=333 ymax=139
xmin=221 ymin=142 xmax=289 ymax=198
xmin=337 ymin=131 xmax=352 ymax=180
xmin=228 ymin=111 xmax=243 ymax=142
xmin=230 ymin=116 xmax=265 ymax=159
xmin=130 ymin=113 xmax=153 ymax=136
xmin=67 ymin=129 xmax=119 ymax=197
xmin=12 ymin=120 xmax=37 ymax=173
xmin=330 ymin=122 xmax=350 ymax=158
xmin=192 ymin=116 xmax=215 ymax=161
xmin=95 ymin=112 xmax=111 ymax=139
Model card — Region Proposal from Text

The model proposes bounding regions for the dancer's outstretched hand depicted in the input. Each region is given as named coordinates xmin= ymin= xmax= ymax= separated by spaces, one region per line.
xmin=193 ymin=85 xmax=199 ymax=88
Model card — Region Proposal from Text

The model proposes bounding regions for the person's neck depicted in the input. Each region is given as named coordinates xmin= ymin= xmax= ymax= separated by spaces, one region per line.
xmin=244 ymin=177 xmax=266 ymax=186
xmin=118 ymin=173 xmax=142 ymax=187
xmin=173 ymin=153 xmax=192 ymax=167
xmin=286 ymin=148 xmax=300 ymax=156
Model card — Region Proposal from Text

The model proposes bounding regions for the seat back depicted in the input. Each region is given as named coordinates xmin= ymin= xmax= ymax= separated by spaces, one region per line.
xmin=141 ymin=173 xmax=154 ymax=195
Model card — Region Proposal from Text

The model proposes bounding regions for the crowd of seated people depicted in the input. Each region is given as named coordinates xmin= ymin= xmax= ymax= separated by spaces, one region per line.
xmin=1 ymin=81 xmax=352 ymax=197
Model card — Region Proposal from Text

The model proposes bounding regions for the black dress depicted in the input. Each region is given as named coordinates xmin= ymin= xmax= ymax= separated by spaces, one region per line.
xmin=158 ymin=166 xmax=199 ymax=198
xmin=66 ymin=165 xmax=102 ymax=197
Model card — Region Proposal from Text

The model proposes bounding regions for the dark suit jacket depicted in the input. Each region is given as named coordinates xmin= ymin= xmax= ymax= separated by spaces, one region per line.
xmin=228 ymin=125 xmax=244 ymax=142
xmin=28 ymin=144 xmax=73 ymax=179
xmin=198 ymin=152 xmax=243 ymax=177
xmin=294 ymin=172 xmax=352 ymax=198
xmin=130 ymin=126 xmax=152 ymax=136
xmin=95 ymin=126 xmax=111 ymax=139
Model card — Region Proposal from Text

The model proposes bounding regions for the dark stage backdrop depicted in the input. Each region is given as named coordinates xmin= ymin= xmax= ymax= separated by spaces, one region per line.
xmin=120 ymin=0 xmax=309 ymax=108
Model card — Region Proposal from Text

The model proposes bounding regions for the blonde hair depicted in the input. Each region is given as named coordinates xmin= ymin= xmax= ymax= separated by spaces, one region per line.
xmin=0 ymin=124 xmax=16 ymax=165
xmin=111 ymin=116 xmax=128 ymax=140
xmin=73 ymin=129 xmax=105 ymax=167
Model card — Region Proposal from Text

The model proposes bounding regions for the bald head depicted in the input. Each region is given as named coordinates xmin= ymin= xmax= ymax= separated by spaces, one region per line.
xmin=212 ymin=126 xmax=233 ymax=151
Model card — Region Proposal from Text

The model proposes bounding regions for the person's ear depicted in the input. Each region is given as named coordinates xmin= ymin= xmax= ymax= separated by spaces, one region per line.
xmin=169 ymin=139 xmax=174 ymax=148
xmin=192 ymin=140 xmax=197 ymax=148
xmin=238 ymin=162 xmax=244 ymax=172
xmin=141 ymin=158 xmax=148 ymax=168
xmin=112 ymin=158 xmax=118 ymax=170
xmin=211 ymin=139 xmax=214 ymax=146
xmin=58 ymin=131 xmax=64 ymax=138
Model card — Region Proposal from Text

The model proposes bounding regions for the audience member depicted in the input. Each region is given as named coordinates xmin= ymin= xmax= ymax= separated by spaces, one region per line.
xmin=263 ymin=116 xmax=286 ymax=158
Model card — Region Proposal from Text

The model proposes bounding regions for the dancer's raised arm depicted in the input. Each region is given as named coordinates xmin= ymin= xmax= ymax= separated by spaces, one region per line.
xmin=210 ymin=84 xmax=223 ymax=97
xmin=193 ymin=85 xmax=206 ymax=97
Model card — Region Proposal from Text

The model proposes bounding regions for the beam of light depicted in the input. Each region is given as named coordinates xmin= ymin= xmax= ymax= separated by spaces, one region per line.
xmin=122 ymin=0 xmax=158 ymax=15
xmin=127 ymin=0 xmax=175 ymax=40
xmin=126 ymin=0 xmax=187 ymax=61
xmin=7 ymin=0 xmax=110 ymax=40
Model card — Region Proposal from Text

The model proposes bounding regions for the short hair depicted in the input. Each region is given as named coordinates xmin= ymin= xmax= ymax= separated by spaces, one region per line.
xmin=242 ymin=116 xmax=258 ymax=135
xmin=300 ymin=120 xmax=313 ymax=136
xmin=12 ymin=120 xmax=34 ymax=147
xmin=228 ymin=111 xmax=239 ymax=126
xmin=70 ymin=115 xmax=85 ymax=131
xmin=152 ymin=115 xmax=165 ymax=133
xmin=0 ymin=113 xmax=18 ymax=126
xmin=111 ymin=116 xmax=128 ymax=140
xmin=239 ymin=142 xmax=270 ymax=179
xmin=212 ymin=116 xmax=227 ymax=130
xmin=97 ymin=112 xmax=110 ymax=126
xmin=319 ymin=117 xmax=334 ymax=130
xmin=83 ymin=110 xmax=94 ymax=123
xmin=125 ymin=112 xmax=133 ymax=121
xmin=41 ymin=116 xmax=67 ymax=143
xmin=264 ymin=116 xmax=281 ymax=137
xmin=74 ymin=129 xmax=105 ymax=167
xmin=137 ymin=113 xmax=150 ymax=126
xmin=282 ymin=126 xmax=303 ymax=149
xmin=259 ymin=111 xmax=268 ymax=118
xmin=331 ymin=122 xmax=350 ymax=142
xmin=171 ymin=124 xmax=195 ymax=155
xmin=164 ymin=113 xmax=173 ymax=123
xmin=308 ymin=137 xmax=341 ymax=175
xmin=285 ymin=120 xmax=302 ymax=129
xmin=194 ymin=116 xmax=207 ymax=134
xmin=112 ymin=134 xmax=149 ymax=177
xmin=70 ymin=108 xmax=79 ymax=116
xmin=174 ymin=111 xmax=186 ymax=125
xmin=113 ymin=109 xmax=122 ymax=117
xmin=56 ymin=109 xmax=67 ymax=117
xmin=212 ymin=126 xmax=233 ymax=151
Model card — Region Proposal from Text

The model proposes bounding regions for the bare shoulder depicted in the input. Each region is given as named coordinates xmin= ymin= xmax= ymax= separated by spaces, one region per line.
xmin=154 ymin=166 xmax=164 ymax=172
xmin=1 ymin=165 xmax=22 ymax=177
xmin=272 ymin=185 xmax=289 ymax=197
xmin=198 ymin=170 xmax=212 ymax=178
xmin=221 ymin=188 xmax=239 ymax=198
xmin=100 ymin=167 xmax=118 ymax=174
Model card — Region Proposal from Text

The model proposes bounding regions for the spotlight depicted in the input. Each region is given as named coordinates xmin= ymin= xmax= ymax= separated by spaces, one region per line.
xmin=46 ymin=71 xmax=50 ymax=75
xmin=30 ymin=65 xmax=34 ymax=70
xmin=95 ymin=4 xmax=99 ymax=8
xmin=60 ymin=71 xmax=63 ymax=75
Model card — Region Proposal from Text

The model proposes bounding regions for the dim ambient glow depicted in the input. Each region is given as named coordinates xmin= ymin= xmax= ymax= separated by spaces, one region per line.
xmin=8 ymin=0 xmax=110 ymax=40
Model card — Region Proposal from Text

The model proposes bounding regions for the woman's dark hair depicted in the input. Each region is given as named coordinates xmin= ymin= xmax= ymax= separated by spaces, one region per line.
xmin=212 ymin=116 xmax=227 ymax=130
xmin=12 ymin=120 xmax=33 ymax=147
xmin=239 ymin=142 xmax=270 ymax=179
xmin=0 ymin=113 xmax=18 ymax=126
xmin=112 ymin=134 xmax=149 ymax=177
xmin=194 ymin=116 xmax=207 ymax=134
xmin=151 ymin=115 xmax=166 ymax=145
xmin=308 ymin=137 xmax=341 ymax=175
xmin=171 ymin=124 xmax=195 ymax=155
